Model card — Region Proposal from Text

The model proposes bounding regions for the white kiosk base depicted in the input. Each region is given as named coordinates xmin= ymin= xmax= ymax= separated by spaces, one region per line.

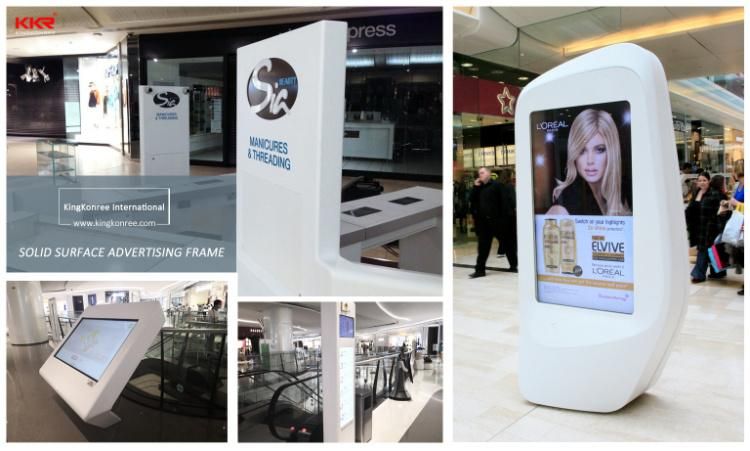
xmin=39 ymin=302 xmax=164 ymax=428
xmin=516 ymin=44 xmax=688 ymax=412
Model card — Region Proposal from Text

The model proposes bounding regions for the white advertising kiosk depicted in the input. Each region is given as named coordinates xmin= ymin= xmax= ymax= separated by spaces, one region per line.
xmin=515 ymin=44 xmax=688 ymax=412
xmin=139 ymin=86 xmax=190 ymax=175
xmin=321 ymin=302 xmax=356 ymax=442
xmin=39 ymin=302 xmax=164 ymax=427
xmin=235 ymin=21 xmax=441 ymax=296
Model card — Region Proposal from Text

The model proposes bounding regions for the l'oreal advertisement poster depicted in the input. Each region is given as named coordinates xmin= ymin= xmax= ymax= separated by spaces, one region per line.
xmin=531 ymin=101 xmax=634 ymax=314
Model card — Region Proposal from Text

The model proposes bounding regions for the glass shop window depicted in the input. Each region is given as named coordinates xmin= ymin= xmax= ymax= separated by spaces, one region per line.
xmin=344 ymin=45 xmax=442 ymax=179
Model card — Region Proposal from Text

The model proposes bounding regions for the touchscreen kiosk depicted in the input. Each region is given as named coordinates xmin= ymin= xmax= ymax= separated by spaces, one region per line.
xmin=39 ymin=302 xmax=164 ymax=427
xmin=235 ymin=21 xmax=440 ymax=296
xmin=515 ymin=44 xmax=688 ymax=412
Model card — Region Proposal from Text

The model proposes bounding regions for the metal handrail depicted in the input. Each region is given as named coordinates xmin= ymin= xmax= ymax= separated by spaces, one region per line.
xmin=355 ymin=352 xmax=400 ymax=365
xmin=239 ymin=369 xmax=322 ymax=405
xmin=267 ymin=374 xmax=322 ymax=441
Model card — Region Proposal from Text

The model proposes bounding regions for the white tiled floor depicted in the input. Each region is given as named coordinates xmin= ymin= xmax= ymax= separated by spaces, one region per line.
xmin=453 ymin=242 xmax=744 ymax=441
xmin=371 ymin=363 xmax=443 ymax=442
xmin=7 ymin=138 xmax=235 ymax=176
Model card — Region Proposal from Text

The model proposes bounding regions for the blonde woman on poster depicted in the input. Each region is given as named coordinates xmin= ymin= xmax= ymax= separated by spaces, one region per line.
xmin=547 ymin=109 xmax=631 ymax=216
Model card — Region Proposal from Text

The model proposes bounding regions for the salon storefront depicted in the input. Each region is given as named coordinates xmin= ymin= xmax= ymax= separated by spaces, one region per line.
xmin=8 ymin=9 xmax=442 ymax=177
xmin=130 ymin=9 xmax=443 ymax=175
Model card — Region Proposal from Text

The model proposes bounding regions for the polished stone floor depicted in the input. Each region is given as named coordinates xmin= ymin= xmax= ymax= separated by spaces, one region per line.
xmin=7 ymin=342 xmax=227 ymax=442
xmin=7 ymin=138 xmax=234 ymax=176
xmin=453 ymin=241 xmax=744 ymax=442
xmin=372 ymin=362 xmax=443 ymax=442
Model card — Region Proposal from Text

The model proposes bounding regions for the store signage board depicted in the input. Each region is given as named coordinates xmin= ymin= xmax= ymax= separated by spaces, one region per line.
xmin=515 ymin=44 xmax=688 ymax=412
xmin=39 ymin=302 xmax=164 ymax=427
xmin=138 ymin=86 xmax=190 ymax=176
xmin=235 ymin=21 xmax=440 ymax=296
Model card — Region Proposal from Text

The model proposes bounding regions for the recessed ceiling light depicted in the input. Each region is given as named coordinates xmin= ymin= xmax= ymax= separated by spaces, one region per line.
xmin=518 ymin=76 xmax=529 ymax=81
xmin=153 ymin=58 xmax=158 ymax=62
xmin=352 ymin=48 xmax=358 ymax=53
xmin=460 ymin=62 xmax=473 ymax=68
xmin=471 ymin=75 xmax=478 ymax=79
xmin=376 ymin=302 xmax=410 ymax=321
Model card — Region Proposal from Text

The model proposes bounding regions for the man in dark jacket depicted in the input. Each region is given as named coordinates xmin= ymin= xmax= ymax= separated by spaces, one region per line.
xmin=469 ymin=167 xmax=505 ymax=278
xmin=497 ymin=169 xmax=518 ymax=272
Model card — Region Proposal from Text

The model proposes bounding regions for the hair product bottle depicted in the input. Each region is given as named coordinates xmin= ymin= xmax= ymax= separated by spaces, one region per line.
xmin=543 ymin=218 xmax=560 ymax=273
xmin=560 ymin=219 xmax=577 ymax=274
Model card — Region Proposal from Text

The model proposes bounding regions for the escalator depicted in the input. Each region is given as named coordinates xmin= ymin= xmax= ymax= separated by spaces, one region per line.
xmin=267 ymin=374 xmax=323 ymax=442
xmin=239 ymin=370 xmax=323 ymax=442
xmin=122 ymin=327 xmax=227 ymax=419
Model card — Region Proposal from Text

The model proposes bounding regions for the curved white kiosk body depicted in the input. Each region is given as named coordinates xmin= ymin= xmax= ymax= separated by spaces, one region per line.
xmin=236 ymin=21 xmax=441 ymax=296
xmin=515 ymin=44 xmax=688 ymax=412
xmin=39 ymin=302 xmax=164 ymax=427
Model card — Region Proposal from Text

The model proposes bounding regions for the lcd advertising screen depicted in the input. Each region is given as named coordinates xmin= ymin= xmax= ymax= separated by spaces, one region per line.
xmin=55 ymin=318 xmax=138 ymax=381
xmin=531 ymin=101 xmax=634 ymax=314
xmin=339 ymin=315 xmax=354 ymax=338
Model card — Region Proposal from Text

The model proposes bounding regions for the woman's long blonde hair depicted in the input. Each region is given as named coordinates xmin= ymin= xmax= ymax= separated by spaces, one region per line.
xmin=552 ymin=108 xmax=631 ymax=215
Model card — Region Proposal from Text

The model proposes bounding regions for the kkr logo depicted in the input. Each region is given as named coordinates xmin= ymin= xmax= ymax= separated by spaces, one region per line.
xmin=247 ymin=58 xmax=298 ymax=120
xmin=153 ymin=92 xmax=180 ymax=108
xmin=15 ymin=16 xmax=56 ymax=30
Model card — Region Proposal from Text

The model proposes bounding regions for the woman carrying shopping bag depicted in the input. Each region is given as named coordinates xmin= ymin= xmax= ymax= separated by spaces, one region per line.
xmin=689 ymin=172 xmax=730 ymax=283
xmin=729 ymin=167 xmax=744 ymax=294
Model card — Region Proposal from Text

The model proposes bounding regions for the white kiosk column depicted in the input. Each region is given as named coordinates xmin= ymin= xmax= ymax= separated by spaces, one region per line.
xmin=138 ymin=86 xmax=190 ymax=176
xmin=265 ymin=306 xmax=294 ymax=353
xmin=321 ymin=302 xmax=355 ymax=442
xmin=235 ymin=21 xmax=441 ymax=296
xmin=47 ymin=298 xmax=62 ymax=342
xmin=516 ymin=43 xmax=687 ymax=412
xmin=7 ymin=282 xmax=48 ymax=345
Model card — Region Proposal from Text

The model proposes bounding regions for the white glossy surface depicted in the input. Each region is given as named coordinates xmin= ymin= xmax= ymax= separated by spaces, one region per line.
xmin=371 ymin=362 xmax=443 ymax=442
xmin=515 ymin=43 xmax=687 ymax=412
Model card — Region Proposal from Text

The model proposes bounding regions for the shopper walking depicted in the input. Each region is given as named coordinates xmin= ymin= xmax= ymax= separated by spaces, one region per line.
xmin=469 ymin=167 xmax=504 ymax=278
xmin=497 ymin=169 xmax=518 ymax=272
xmin=688 ymin=172 xmax=729 ymax=282
xmin=729 ymin=167 xmax=744 ymax=295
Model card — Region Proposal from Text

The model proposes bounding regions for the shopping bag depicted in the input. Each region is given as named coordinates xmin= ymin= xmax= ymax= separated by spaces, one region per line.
xmin=708 ymin=244 xmax=731 ymax=273
xmin=721 ymin=210 xmax=744 ymax=246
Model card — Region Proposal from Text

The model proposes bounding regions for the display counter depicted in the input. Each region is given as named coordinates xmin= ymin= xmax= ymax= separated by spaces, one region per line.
xmin=340 ymin=186 xmax=442 ymax=274
xmin=343 ymin=121 xmax=395 ymax=160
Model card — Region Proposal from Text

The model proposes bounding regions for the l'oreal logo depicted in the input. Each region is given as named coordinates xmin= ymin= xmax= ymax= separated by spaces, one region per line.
xmin=153 ymin=91 xmax=180 ymax=108
xmin=15 ymin=16 xmax=56 ymax=30
xmin=536 ymin=121 xmax=568 ymax=130
xmin=247 ymin=58 xmax=298 ymax=120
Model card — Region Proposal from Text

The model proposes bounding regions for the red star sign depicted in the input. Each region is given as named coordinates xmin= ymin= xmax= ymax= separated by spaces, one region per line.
xmin=497 ymin=86 xmax=516 ymax=116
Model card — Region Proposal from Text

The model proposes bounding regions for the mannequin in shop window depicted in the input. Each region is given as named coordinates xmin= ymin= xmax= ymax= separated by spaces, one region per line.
xmin=88 ymin=82 xmax=100 ymax=108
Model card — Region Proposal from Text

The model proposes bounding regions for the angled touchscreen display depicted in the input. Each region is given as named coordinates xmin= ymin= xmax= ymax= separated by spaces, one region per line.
xmin=54 ymin=318 xmax=138 ymax=381
xmin=531 ymin=101 xmax=634 ymax=314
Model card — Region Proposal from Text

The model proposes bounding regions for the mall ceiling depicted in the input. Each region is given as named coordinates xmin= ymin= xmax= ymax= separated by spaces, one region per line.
xmin=38 ymin=281 xmax=195 ymax=294
xmin=455 ymin=7 xmax=744 ymax=81
xmin=237 ymin=302 xmax=443 ymax=337
xmin=356 ymin=302 xmax=443 ymax=332
xmin=7 ymin=6 xmax=435 ymax=57
xmin=239 ymin=302 xmax=323 ymax=336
